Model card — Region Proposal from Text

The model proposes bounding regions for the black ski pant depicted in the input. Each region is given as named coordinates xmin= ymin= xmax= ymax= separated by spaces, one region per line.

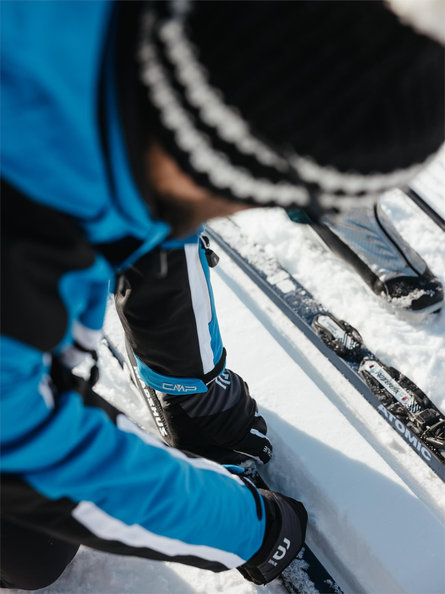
xmin=113 ymin=233 xmax=273 ymax=464
xmin=115 ymin=233 xmax=226 ymax=390
xmin=0 ymin=520 xmax=79 ymax=590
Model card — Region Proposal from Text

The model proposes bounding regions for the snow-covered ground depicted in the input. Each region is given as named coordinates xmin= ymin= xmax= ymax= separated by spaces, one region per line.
xmin=9 ymin=157 xmax=445 ymax=594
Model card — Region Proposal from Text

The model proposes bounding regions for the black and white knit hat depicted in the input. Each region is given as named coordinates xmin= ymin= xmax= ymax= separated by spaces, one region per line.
xmin=138 ymin=0 xmax=444 ymax=217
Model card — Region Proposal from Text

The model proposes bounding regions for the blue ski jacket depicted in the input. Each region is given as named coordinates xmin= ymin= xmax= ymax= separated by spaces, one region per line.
xmin=1 ymin=0 xmax=264 ymax=570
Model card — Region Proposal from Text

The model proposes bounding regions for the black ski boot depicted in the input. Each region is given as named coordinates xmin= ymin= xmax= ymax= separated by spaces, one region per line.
xmin=313 ymin=202 xmax=443 ymax=316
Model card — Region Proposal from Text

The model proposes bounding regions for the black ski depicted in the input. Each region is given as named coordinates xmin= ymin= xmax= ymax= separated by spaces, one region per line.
xmin=405 ymin=187 xmax=445 ymax=232
xmin=206 ymin=218 xmax=445 ymax=481
xmin=101 ymin=333 xmax=343 ymax=594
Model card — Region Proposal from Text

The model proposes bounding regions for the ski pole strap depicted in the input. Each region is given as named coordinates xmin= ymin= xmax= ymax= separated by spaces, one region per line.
xmin=51 ymin=350 xmax=99 ymax=399
xmin=72 ymin=340 xmax=100 ymax=386
xmin=50 ymin=354 xmax=119 ymax=424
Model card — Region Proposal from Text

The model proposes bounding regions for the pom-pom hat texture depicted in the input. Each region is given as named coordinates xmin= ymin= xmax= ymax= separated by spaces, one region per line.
xmin=139 ymin=1 xmax=444 ymax=217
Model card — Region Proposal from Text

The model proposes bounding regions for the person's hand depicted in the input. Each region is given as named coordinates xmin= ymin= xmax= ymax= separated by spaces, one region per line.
xmin=159 ymin=369 xmax=273 ymax=464
xmin=239 ymin=489 xmax=308 ymax=584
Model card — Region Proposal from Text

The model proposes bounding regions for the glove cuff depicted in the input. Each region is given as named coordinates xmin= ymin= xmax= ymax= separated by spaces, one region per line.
xmin=239 ymin=490 xmax=307 ymax=585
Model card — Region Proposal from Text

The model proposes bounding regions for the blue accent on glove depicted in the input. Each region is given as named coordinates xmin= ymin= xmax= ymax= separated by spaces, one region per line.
xmin=223 ymin=464 xmax=246 ymax=475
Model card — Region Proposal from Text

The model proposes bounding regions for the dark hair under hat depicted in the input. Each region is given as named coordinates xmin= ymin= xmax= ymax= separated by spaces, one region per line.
xmin=138 ymin=0 xmax=444 ymax=218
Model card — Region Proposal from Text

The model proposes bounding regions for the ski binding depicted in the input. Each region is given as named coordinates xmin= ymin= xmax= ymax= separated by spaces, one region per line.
xmin=359 ymin=359 xmax=445 ymax=460
xmin=312 ymin=313 xmax=363 ymax=359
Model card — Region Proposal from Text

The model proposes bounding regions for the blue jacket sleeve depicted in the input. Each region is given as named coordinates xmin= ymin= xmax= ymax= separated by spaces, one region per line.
xmin=1 ymin=334 xmax=265 ymax=570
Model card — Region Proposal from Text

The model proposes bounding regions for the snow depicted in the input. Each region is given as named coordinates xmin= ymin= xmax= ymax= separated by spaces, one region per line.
xmin=12 ymin=546 xmax=283 ymax=594
xmin=7 ymin=159 xmax=445 ymax=593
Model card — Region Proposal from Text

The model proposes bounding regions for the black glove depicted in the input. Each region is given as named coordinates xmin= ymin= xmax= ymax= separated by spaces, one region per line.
xmin=239 ymin=489 xmax=308 ymax=585
xmin=156 ymin=369 xmax=273 ymax=464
